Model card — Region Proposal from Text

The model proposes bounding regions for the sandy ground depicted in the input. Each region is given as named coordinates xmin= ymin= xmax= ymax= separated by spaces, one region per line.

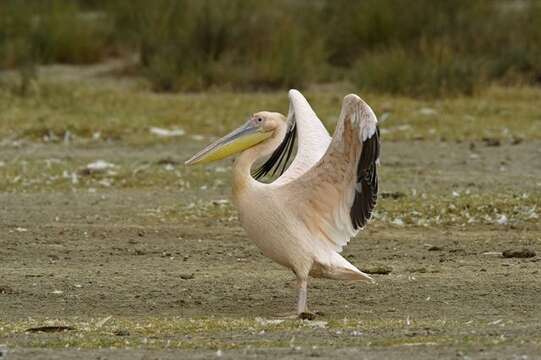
xmin=1 ymin=139 xmax=540 ymax=359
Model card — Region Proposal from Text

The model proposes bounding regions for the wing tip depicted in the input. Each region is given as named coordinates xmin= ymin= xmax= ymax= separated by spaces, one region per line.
xmin=343 ymin=94 xmax=375 ymax=118
xmin=341 ymin=94 xmax=378 ymax=141
xmin=288 ymin=89 xmax=302 ymax=98
xmin=343 ymin=93 xmax=361 ymax=103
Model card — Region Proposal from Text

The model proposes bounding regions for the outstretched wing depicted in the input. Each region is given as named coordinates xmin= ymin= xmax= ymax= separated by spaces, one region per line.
xmin=279 ymin=94 xmax=380 ymax=252
xmin=252 ymin=89 xmax=331 ymax=184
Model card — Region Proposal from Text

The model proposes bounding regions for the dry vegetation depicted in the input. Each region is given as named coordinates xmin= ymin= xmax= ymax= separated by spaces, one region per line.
xmin=1 ymin=0 xmax=541 ymax=95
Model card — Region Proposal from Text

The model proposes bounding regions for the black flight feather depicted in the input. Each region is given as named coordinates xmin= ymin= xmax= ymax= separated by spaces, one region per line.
xmin=350 ymin=126 xmax=380 ymax=230
xmin=252 ymin=122 xmax=297 ymax=180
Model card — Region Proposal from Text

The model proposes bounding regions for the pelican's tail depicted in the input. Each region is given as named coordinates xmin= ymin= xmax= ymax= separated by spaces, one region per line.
xmin=311 ymin=253 xmax=375 ymax=283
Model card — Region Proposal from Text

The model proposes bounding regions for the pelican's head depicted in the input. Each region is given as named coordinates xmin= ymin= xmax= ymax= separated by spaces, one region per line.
xmin=185 ymin=111 xmax=285 ymax=165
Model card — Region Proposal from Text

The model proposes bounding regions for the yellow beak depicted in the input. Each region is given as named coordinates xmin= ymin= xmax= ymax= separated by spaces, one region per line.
xmin=185 ymin=121 xmax=272 ymax=165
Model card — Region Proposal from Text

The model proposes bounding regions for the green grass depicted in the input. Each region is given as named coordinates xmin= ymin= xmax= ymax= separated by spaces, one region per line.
xmin=0 ymin=152 xmax=538 ymax=228
xmin=0 ymin=77 xmax=539 ymax=228
xmin=1 ymin=71 xmax=539 ymax=356
xmin=2 ymin=1 xmax=541 ymax=95
xmin=0 ymin=81 xmax=540 ymax=144
xmin=2 ymin=317 xmax=537 ymax=350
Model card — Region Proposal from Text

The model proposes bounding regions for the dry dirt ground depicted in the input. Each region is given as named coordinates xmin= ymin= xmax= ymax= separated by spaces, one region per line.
xmin=1 ymin=61 xmax=541 ymax=359
xmin=1 ymin=137 xmax=540 ymax=359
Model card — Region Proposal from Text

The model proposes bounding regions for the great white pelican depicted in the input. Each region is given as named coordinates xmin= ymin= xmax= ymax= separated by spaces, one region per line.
xmin=185 ymin=90 xmax=380 ymax=318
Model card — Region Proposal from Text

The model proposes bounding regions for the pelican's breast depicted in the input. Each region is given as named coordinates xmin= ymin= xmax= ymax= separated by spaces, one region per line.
xmin=233 ymin=184 xmax=312 ymax=270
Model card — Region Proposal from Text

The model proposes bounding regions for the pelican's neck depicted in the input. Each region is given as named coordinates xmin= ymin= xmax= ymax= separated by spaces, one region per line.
xmin=232 ymin=126 xmax=286 ymax=196
xmin=232 ymin=147 xmax=260 ymax=193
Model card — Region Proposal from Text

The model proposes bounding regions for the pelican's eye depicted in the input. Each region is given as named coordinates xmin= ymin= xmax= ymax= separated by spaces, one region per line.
xmin=256 ymin=117 xmax=263 ymax=123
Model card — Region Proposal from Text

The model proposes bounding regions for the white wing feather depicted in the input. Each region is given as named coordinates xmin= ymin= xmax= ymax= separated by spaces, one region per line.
xmin=278 ymin=94 xmax=379 ymax=253
xmin=273 ymin=90 xmax=331 ymax=185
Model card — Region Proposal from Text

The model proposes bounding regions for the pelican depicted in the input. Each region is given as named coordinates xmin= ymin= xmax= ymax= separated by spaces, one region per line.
xmin=185 ymin=90 xmax=380 ymax=318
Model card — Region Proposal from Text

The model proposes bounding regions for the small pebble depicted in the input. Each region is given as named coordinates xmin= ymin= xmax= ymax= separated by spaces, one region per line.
xmin=360 ymin=265 xmax=392 ymax=275
xmin=502 ymin=248 xmax=536 ymax=258
xmin=113 ymin=329 xmax=130 ymax=336
xmin=299 ymin=312 xmax=317 ymax=321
